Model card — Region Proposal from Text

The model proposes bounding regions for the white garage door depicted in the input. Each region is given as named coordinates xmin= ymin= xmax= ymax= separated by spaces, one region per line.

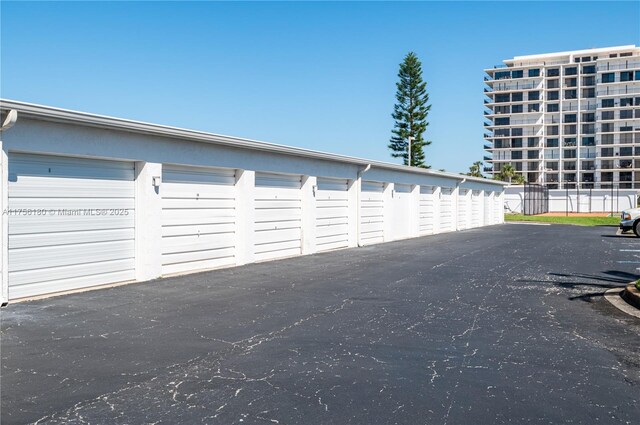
xmin=254 ymin=172 xmax=303 ymax=261
xmin=471 ymin=190 xmax=482 ymax=228
xmin=8 ymin=153 xmax=135 ymax=299
xmin=419 ymin=185 xmax=436 ymax=235
xmin=316 ymin=177 xmax=350 ymax=252
xmin=161 ymin=165 xmax=237 ymax=275
xmin=360 ymin=180 xmax=385 ymax=245
xmin=439 ymin=187 xmax=455 ymax=233
xmin=457 ymin=189 xmax=470 ymax=230
xmin=484 ymin=191 xmax=494 ymax=225
xmin=393 ymin=184 xmax=413 ymax=240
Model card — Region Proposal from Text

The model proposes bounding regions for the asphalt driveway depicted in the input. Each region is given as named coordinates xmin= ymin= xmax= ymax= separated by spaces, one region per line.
xmin=1 ymin=223 xmax=639 ymax=424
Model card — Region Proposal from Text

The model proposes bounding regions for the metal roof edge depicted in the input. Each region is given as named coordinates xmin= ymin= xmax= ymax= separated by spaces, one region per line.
xmin=0 ymin=99 xmax=506 ymax=187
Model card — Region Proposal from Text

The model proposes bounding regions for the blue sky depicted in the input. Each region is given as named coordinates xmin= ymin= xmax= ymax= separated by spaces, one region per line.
xmin=1 ymin=1 xmax=639 ymax=172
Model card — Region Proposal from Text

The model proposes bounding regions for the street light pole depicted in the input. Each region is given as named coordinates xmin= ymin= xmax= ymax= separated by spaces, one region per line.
xmin=408 ymin=136 xmax=414 ymax=167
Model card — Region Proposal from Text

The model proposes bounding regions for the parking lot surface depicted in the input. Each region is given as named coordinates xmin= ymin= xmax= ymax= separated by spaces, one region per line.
xmin=1 ymin=223 xmax=639 ymax=424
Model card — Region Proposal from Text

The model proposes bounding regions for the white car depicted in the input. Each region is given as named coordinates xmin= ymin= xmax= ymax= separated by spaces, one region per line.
xmin=620 ymin=208 xmax=640 ymax=236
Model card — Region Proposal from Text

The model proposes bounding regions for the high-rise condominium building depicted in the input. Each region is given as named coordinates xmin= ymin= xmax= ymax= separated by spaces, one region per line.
xmin=484 ymin=45 xmax=640 ymax=189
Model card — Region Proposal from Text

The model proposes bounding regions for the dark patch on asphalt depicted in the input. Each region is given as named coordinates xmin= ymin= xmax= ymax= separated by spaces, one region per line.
xmin=1 ymin=224 xmax=639 ymax=424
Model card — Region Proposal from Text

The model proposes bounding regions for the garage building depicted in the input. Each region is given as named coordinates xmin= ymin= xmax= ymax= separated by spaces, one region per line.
xmin=0 ymin=100 xmax=506 ymax=303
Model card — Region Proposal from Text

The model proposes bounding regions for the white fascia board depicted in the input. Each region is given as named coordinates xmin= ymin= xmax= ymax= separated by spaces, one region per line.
xmin=0 ymin=99 xmax=507 ymax=187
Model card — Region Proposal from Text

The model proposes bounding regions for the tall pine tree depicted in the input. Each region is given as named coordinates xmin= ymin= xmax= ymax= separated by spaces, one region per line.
xmin=389 ymin=52 xmax=431 ymax=168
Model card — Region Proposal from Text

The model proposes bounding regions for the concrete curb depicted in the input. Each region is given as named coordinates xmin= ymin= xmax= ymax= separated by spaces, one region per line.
xmin=621 ymin=284 xmax=640 ymax=310
xmin=604 ymin=287 xmax=640 ymax=319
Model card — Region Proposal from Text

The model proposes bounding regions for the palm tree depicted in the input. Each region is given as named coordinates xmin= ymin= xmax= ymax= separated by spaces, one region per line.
xmin=498 ymin=164 xmax=516 ymax=183
xmin=467 ymin=161 xmax=484 ymax=178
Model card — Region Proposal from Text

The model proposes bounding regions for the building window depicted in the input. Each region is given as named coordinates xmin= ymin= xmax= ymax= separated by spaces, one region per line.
xmin=548 ymin=91 xmax=559 ymax=101
xmin=511 ymin=92 xmax=523 ymax=102
xmin=620 ymin=147 xmax=633 ymax=156
xmin=601 ymin=111 xmax=614 ymax=120
xmin=512 ymin=138 xmax=523 ymax=148
xmin=528 ymin=91 xmax=540 ymax=101
xmin=546 ymin=103 xmax=559 ymax=113
xmin=620 ymin=98 xmax=633 ymax=107
xmin=495 ymin=71 xmax=510 ymax=80
xmin=581 ymin=137 xmax=595 ymax=146
xmin=528 ymin=103 xmax=540 ymax=112
xmin=601 ymin=123 xmax=614 ymax=132
xmin=601 ymin=98 xmax=615 ymax=108
xmin=582 ymin=113 xmax=595 ymax=122
xmin=601 ymin=148 xmax=614 ymax=157
xmin=564 ymin=90 xmax=577 ymax=100
xmin=547 ymin=68 xmax=560 ymax=77
xmin=582 ymin=88 xmax=595 ymax=98
xmin=582 ymin=65 xmax=595 ymax=74
xmin=636 ymin=70 xmax=640 ymax=81
xmin=620 ymin=110 xmax=633 ymax=119
xmin=496 ymin=94 xmax=510 ymax=103
xmin=528 ymin=68 xmax=540 ymax=77
xmin=546 ymin=138 xmax=559 ymax=148
xmin=495 ymin=117 xmax=510 ymax=125
xmin=564 ymin=114 xmax=577 ymax=123
xmin=547 ymin=80 xmax=559 ymax=89
xmin=527 ymin=137 xmax=538 ymax=147
xmin=494 ymin=105 xmax=509 ymax=114
xmin=602 ymin=73 xmax=615 ymax=83
xmin=512 ymin=70 xmax=523 ymax=79
xmin=620 ymin=71 xmax=634 ymax=82
xmin=512 ymin=128 xmax=523 ymax=136
xmin=564 ymin=125 xmax=577 ymax=135
xmin=564 ymin=137 xmax=577 ymax=147
xmin=512 ymin=104 xmax=523 ymax=113
xmin=565 ymin=67 xmax=577 ymax=76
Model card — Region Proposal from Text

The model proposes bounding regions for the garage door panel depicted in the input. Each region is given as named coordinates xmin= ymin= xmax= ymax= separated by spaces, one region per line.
xmin=162 ymin=255 xmax=236 ymax=276
xmin=10 ymin=240 xmax=135 ymax=272
xmin=162 ymin=233 xmax=235 ymax=255
xmin=9 ymin=228 xmax=134 ymax=249
xmin=9 ymin=214 xmax=135 ymax=234
xmin=254 ymin=220 xmax=301 ymax=232
xmin=10 ymin=153 xmax=135 ymax=180
xmin=255 ymin=239 xmax=301 ymax=256
xmin=162 ymin=222 xmax=236 ymax=238
xmin=162 ymin=198 xmax=235 ymax=210
xmin=161 ymin=165 xmax=237 ymax=275
xmin=316 ymin=222 xmax=349 ymax=238
xmin=9 ymin=176 xmax=135 ymax=198
xmin=255 ymin=227 xmax=301 ymax=245
xmin=9 ymin=258 xmax=134 ymax=287
xmin=255 ymin=208 xmax=302 ymax=222
xmin=9 ymin=269 xmax=136 ymax=300
xmin=8 ymin=154 xmax=135 ymax=299
xmin=316 ymin=206 xmax=349 ymax=219
xmin=9 ymin=197 xmax=134 ymax=210
xmin=162 ymin=182 xmax=235 ymax=199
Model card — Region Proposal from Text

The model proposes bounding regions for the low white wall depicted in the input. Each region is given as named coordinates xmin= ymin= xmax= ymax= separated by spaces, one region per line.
xmin=505 ymin=185 xmax=638 ymax=214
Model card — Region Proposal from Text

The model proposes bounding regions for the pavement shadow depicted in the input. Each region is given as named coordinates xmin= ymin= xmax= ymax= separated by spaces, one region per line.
xmin=518 ymin=270 xmax=637 ymax=303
